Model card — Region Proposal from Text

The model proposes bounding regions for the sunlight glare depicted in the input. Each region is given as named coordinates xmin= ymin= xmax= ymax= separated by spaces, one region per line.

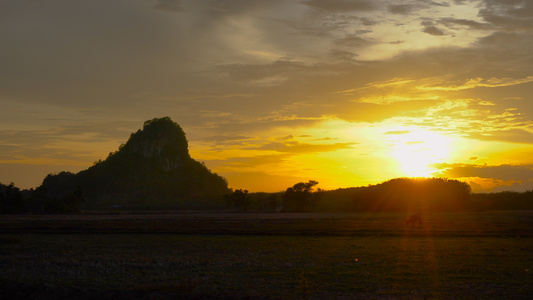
xmin=388 ymin=128 xmax=452 ymax=177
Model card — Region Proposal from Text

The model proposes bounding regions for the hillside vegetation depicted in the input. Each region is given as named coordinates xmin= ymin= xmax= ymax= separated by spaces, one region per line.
xmin=28 ymin=117 xmax=230 ymax=211
xmin=240 ymin=177 xmax=472 ymax=212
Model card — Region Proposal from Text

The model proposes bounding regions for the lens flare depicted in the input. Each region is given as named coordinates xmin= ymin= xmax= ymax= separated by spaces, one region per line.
xmin=388 ymin=128 xmax=452 ymax=177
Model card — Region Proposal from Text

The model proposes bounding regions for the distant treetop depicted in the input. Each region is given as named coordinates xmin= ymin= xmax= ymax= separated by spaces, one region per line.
xmin=352 ymin=177 xmax=471 ymax=212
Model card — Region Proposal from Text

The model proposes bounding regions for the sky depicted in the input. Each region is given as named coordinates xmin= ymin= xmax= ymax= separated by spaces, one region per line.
xmin=1 ymin=0 xmax=533 ymax=193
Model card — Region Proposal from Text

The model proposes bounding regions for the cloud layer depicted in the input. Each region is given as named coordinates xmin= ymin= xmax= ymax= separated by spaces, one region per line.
xmin=1 ymin=0 xmax=533 ymax=192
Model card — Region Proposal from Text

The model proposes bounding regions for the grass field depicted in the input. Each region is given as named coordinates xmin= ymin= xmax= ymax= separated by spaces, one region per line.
xmin=1 ymin=211 xmax=532 ymax=299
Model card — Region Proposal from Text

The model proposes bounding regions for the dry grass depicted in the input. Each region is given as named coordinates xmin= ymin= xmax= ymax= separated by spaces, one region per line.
xmin=2 ymin=211 xmax=533 ymax=237
xmin=1 ymin=211 xmax=532 ymax=299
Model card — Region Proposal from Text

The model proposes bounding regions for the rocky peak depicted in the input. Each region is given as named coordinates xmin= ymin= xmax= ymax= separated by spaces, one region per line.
xmin=123 ymin=117 xmax=190 ymax=171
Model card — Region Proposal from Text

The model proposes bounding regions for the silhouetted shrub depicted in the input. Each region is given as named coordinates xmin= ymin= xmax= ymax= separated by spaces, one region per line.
xmin=282 ymin=180 xmax=322 ymax=212
xmin=351 ymin=177 xmax=471 ymax=212
xmin=224 ymin=189 xmax=251 ymax=211
xmin=0 ymin=182 xmax=25 ymax=214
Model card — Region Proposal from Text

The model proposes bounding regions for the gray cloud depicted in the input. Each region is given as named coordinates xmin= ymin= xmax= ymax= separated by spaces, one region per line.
xmin=388 ymin=1 xmax=449 ymax=15
xmin=333 ymin=35 xmax=374 ymax=48
xmin=153 ymin=0 xmax=184 ymax=12
xmin=200 ymin=135 xmax=252 ymax=144
xmin=422 ymin=25 xmax=447 ymax=35
xmin=434 ymin=163 xmax=533 ymax=182
xmin=388 ymin=4 xmax=416 ymax=15
xmin=479 ymin=0 xmax=533 ymax=31
xmin=421 ymin=20 xmax=448 ymax=35
xmin=0 ymin=130 xmax=99 ymax=163
xmin=0 ymin=1 xmax=193 ymax=107
xmin=476 ymin=31 xmax=532 ymax=50
xmin=302 ymin=0 xmax=376 ymax=12
xmin=248 ymin=141 xmax=357 ymax=153
xmin=430 ymin=1 xmax=450 ymax=7
xmin=359 ymin=17 xmax=378 ymax=26
xmin=439 ymin=17 xmax=493 ymax=30
xmin=467 ymin=129 xmax=533 ymax=145
xmin=336 ymin=100 xmax=444 ymax=123
xmin=217 ymin=60 xmax=307 ymax=83
xmin=434 ymin=162 xmax=533 ymax=192
xmin=329 ymin=49 xmax=358 ymax=61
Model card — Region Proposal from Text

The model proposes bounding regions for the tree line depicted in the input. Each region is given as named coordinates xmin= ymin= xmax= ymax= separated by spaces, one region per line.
xmin=225 ymin=178 xmax=472 ymax=212
xmin=0 ymin=181 xmax=84 ymax=214
xmin=226 ymin=177 xmax=533 ymax=212
xmin=224 ymin=180 xmax=322 ymax=212
xmin=4 ymin=177 xmax=533 ymax=214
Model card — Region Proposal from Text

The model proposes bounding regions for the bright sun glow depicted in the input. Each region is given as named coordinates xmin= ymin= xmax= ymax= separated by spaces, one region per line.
xmin=387 ymin=128 xmax=452 ymax=177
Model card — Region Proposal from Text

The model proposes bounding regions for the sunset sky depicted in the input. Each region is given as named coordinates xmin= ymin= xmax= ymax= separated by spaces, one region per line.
xmin=2 ymin=0 xmax=533 ymax=193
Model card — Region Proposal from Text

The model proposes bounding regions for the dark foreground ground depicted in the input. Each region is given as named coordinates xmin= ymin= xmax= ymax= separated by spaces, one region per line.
xmin=1 ymin=211 xmax=532 ymax=299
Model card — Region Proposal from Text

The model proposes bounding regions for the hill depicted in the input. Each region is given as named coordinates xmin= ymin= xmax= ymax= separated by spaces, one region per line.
xmin=37 ymin=117 xmax=230 ymax=210
xmin=246 ymin=177 xmax=472 ymax=212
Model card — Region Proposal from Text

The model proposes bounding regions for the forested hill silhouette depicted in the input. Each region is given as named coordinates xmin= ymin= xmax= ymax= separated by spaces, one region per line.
xmin=37 ymin=117 xmax=230 ymax=210
xmin=336 ymin=177 xmax=471 ymax=212
xmin=225 ymin=178 xmax=473 ymax=213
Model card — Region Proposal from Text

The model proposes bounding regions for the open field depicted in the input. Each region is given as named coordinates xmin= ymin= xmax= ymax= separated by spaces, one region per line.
xmin=1 ymin=211 xmax=532 ymax=299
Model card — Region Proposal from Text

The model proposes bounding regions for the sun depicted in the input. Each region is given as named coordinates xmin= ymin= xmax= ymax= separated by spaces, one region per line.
xmin=388 ymin=128 xmax=452 ymax=177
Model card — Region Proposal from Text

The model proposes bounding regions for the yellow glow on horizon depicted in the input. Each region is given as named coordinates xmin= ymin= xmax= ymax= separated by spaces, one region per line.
xmin=190 ymin=117 xmax=533 ymax=193
xmin=387 ymin=128 xmax=452 ymax=178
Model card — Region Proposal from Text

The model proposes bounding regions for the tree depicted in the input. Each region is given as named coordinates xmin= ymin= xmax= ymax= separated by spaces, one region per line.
xmin=27 ymin=185 xmax=84 ymax=214
xmin=351 ymin=177 xmax=471 ymax=212
xmin=0 ymin=182 xmax=25 ymax=214
xmin=224 ymin=189 xmax=251 ymax=211
xmin=282 ymin=180 xmax=321 ymax=212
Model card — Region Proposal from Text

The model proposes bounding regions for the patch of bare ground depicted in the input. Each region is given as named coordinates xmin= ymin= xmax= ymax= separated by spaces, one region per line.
xmin=1 ymin=211 xmax=532 ymax=298
xmin=0 ymin=281 xmax=273 ymax=300
xmin=1 ymin=211 xmax=532 ymax=237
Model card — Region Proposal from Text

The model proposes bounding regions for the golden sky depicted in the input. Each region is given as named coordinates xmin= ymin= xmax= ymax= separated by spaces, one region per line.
xmin=2 ymin=0 xmax=533 ymax=192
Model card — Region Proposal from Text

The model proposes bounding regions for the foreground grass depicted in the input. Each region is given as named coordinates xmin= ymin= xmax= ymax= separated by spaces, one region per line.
xmin=1 ymin=211 xmax=532 ymax=299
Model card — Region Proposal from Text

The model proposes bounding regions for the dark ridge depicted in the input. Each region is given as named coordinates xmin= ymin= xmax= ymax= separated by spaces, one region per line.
xmin=33 ymin=117 xmax=230 ymax=211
